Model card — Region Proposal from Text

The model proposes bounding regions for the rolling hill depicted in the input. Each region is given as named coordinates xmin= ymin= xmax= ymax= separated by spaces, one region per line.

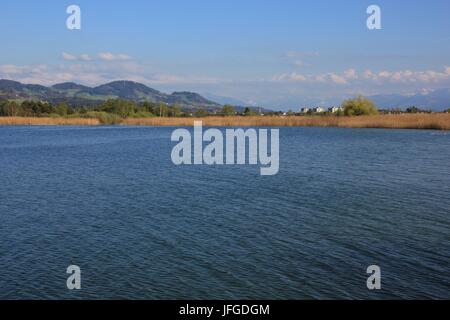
xmin=0 ymin=79 xmax=221 ymax=109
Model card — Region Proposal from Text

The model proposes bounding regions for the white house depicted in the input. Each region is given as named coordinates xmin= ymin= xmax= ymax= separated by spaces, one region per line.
xmin=313 ymin=107 xmax=325 ymax=113
xmin=300 ymin=107 xmax=310 ymax=113
xmin=328 ymin=106 xmax=343 ymax=113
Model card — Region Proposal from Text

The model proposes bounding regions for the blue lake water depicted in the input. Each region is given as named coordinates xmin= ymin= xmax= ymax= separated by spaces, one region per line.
xmin=0 ymin=126 xmax=449 ymax=299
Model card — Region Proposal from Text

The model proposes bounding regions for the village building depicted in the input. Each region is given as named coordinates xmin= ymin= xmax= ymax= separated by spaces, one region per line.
xmin=313 ymin=107 xmax=325 ymax=113
xmin=328 ymin=106 xmax=343 ymax=113
xmin=300 ymin=107 xmax=310 ymax=113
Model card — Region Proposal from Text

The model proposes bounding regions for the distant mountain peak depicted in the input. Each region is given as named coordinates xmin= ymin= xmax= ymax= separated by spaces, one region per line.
xmin=97 ymin=80 xmax=145 ymax=87
xmin=92 ymin=80 xmax=165 ymax=100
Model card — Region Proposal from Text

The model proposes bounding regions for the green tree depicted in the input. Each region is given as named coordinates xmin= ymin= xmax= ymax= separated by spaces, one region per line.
xmin=243 ymin=107 xmax=257 ymax=116
xmin=1 ymin=101 xmax=20 ymax=116
xmin=195 ymin=108 xmax=209 ymax=117
xmin=55 ymin=103 xmax=69 ymax=116
xmin=221 ymin=104 xmax=236 ymax=116
xmin=0 ymin=101 xmax=7 ymax=116
xmin=100 ymin=99 xmax=137 ymax=118
xmin=342 ymin=96 xmax=378 ymax=116
xmin=157 ymin=103 xmax=169 ymax=117
xmin=169 ymin=104 xmax=182 ymax=117
xmin=140 ymin=102 xmax=155 ymax=114
xmin=406 ymin=106 xmax=421 ymax=113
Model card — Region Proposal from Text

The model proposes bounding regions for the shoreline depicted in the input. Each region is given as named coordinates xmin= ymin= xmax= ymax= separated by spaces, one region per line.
xmin=0 ymin=114 xmax=449 ymax=130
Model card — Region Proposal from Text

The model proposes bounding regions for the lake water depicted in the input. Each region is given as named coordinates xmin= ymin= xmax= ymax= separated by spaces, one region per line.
xmin=0 ymin=126 xmax=449 ymax=299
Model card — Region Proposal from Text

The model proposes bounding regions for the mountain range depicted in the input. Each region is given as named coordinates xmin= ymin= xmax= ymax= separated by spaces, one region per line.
xmin=0 ymin=79 xmax=221 ymax=110
xmin=1 ymin=79 xmax=449 ymax=111
xmin=368 ymin=88 xmax=450 ymax=111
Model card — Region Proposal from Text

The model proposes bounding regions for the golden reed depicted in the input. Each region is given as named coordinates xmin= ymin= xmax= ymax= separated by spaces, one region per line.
xmin=124 ymin=114 xmax=450 ymax=130
xmin=0 ymin=114 xmax=449 ymax=130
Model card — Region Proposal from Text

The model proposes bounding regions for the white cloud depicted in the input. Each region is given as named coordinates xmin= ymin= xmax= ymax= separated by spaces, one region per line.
xmin=272 ymin=71 xmax=351 ymax=85
xmin=0 ymin=64 xmax=27 ymax=74
xmin=0 ymin=63 xmax=119 ymax=85
xmin=62 ymin=52 xmax=77 ymax=61
xmin=98 ymin=52 xmax=131 ymax=61
xmin=272 ymin=67 xmax=450 ymax=86
xmin=363 ymin=67 xmax=450 ymax=84
xmin=79 ymin=54 xmax=92 ymax=61
xmin=0 ymin=62 xmax=228 ymax=87
xmin=293 ymin=60 xmax=309 ymax=67
xmin=62 ymin=52 xmax=133 ymax=62
xmin=62 ymin=52 xmax=92 ymax=61
xmin=343 ymin=68 xmax=358 ymax=80
xmin=273 ymin=72 xmax=307 ymax=82
xmin=329 ymin=73 xmax=348 ymax=84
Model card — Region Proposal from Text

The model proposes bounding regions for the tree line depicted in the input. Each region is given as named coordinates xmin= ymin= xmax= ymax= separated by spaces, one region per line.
xmin=0 ymin=99 xmax=246 ymax=118
xmin=1 ymin=97 xmax=447 ymax=122
xmin=0 ymin=99 xmax=178 ymax=118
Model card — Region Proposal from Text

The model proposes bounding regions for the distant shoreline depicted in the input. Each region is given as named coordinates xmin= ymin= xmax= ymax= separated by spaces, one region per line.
xmin=1 ymin=114 xmax=449 ymax=130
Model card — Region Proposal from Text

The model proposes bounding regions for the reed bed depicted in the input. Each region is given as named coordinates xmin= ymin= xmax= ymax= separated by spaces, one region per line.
xmin=0 ymin=117 xmax=100 ymax=126
xmin=124 ymin=114 xmax=450 ymax=130
xmin=1 ymin=114 xmax=449 ymax=130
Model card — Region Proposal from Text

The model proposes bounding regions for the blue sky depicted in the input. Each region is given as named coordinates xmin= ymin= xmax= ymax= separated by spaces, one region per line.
xmin=0 ymin=0 xmax=449 ymax=108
